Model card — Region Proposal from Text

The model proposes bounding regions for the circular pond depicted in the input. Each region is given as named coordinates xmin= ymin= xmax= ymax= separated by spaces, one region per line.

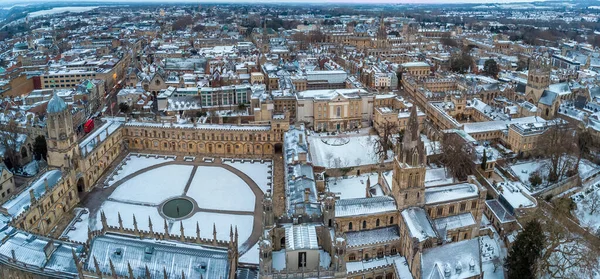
xmin=162 ymin=198 xmax=194 ymax=219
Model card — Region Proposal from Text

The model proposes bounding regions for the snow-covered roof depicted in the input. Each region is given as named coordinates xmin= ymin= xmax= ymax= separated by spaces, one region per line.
xmin=433 ymin=212 xmax=476 ymax=232
xmin=425 ymin=183 xmax=479 ymax=205
xmin=46 ymin=93 xmax=68 ymax=113
xmin=79 ymin=120 xmax=123 ymax=157
xmin=335 ymin=196 xmax=397 ymax=218
xmin=86 ymin=234 xmax=229 ymax=279
xmin=401 ymin=207 xmax=437 ymax=242
xmin=421 ymin=238 xmax=481 ymax=279
xmin=1 ymin=169 xmax=62 ymax=217
xmin=345 ymin=226 xmax=400 ymax=248
xmin=285 ymin=224 xmax=319 ymax=251
xmin=125 ymin=121 xmax=271 ymax=132
xmin=346 ymin=255 xmax=405 ymax=274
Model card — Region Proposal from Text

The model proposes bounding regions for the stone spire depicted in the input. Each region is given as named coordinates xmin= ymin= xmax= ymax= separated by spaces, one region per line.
xmin=109 ymin=258 xmax=117 ymax=278
xmin=196 ymin=221 xmax=201 ymax=239
xmin=163 ymin=267 xmax=168 ymax=279
xmin=132 ymin=214 xmax=138 ymax=233
xmin=127 ymin=262 xmax=135 ymax=279
xmin=365 ymin=176 xmax=371 ymax=198
xmin=398 ymin=105 xmax=425 ymax=167
xmin=180 ymin=221 xmax=185 ymax=241
xmin=213 ymin=223 xmax=217 ymax=245
xmin=93 ymin=256 xmax=102 ymax=278
xmin=117 ymin=212 xmax=123 ymax=231
xmin=163 ymin=219 xmax=169 ymax=236
xmin=145 ymin=265 xmax=151 ymax=279
xmin=100 ymin=211 xmax=108 ymax=232
xmin=148 ymin=216 xmax=154 ymax=235
xmin=71 ymin=248 xmax=84 ymax=279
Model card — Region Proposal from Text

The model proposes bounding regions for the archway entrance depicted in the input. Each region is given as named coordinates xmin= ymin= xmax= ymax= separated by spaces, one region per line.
xmin=77 ymin=177 xmax=85 ymax=194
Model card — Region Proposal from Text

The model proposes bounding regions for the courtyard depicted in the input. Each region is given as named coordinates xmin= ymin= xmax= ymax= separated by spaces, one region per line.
xmin=64 ymin=153 xmax=272 ymax=264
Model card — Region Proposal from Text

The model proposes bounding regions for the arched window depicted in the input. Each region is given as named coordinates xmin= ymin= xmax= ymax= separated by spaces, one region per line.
xmin=348 ymin=222 xmax=353 ymax=230
xmin=376 ymin=219 xmax=380 ymax=227
xmin=408 ymin=173 xmax=412 ymax=187
xmin=391 ymin=247 xmax=397 ymax=255
xmin=362 ymin=220 xmax=367 ymax=229
xmin=349 ymin=253 xmax=356 ymax=261
xmin=390 ymin=216 xmax=394 ymax=224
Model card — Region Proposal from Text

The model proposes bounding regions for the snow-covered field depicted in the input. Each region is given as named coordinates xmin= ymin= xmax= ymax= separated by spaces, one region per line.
xmin=88 ymin=163 xmax=258 ymax=249
xmin=572 ymin=183 xmax=600 ymax=234
xmin=240 ymin=242 xmax=260 ymax=264
xmin=510 ymin=158 xmax=600 ymax=187
xmin=109 ymin=165 xmax=192 ymax=204
xmin=187 ymin=166 xmax=255 ymax=212
xmin=107 ymin=154 xmax=175 ymax=186
xmin=28 ymin=6 xmax=98 ymax=17
xmin=308 ymin=134 xmax=392 ymax=168
xmin=224 ymin=160 xmax=272 ymax=193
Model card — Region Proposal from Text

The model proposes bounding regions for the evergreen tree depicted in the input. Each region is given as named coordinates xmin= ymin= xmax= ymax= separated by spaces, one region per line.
xmin=484 ymin=59 xmax=499 ymax=77
xmin=481 ymin=149 xmax=487 ymax=170
xmin=33 ymin=135 xmax=47 ymax=160
xmin=505 ymin=220 xmax=545 ymax=279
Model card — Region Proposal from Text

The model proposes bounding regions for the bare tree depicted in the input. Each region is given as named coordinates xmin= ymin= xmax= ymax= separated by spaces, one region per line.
xmin=440 ymin=132 xmax=475 ymax=181
xmin=537 ymin=122 xmax=576 ymax=182
xmin=0 ymin=120 xmax=24 ymax=170
xmin=372 ymin=121 xmax=398 ymax=164
xmin=537 ymin=215 xmax=600 ymax=279
xmin=583 ymin=191 xmax=600 ymax=215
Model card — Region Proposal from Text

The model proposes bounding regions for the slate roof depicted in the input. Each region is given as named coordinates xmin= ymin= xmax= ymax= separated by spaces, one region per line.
xmin=346 ymin=226 xmax=400 ymax=248
xmin=335 ymin=196 xmax=397 ymax=218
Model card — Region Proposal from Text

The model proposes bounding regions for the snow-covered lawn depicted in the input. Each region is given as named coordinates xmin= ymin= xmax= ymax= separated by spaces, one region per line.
xmin=510 ymin=158 xmax=600 ymax=187
xmin=224 ymin=160 xmax=272 ymax=193
xmin=240 ymin=242 xmax=259 ymax=264
xmin=328 ymin=173 xmax=379 ymax=199
xmin=179 ymin=212 xmax=253 ymax=246
xmin=186 ymin=166 xmax=255 ymax=212
xmin=308 ymin=134 xmax=392 ymax=168
xmin=109 ymin=165 xmax=192 ymax=204
xmin=64 ymin=208 xmax=90 ymax=243
xmin=107 ymin=154 xmax=175 ymax=186
xmin=571 ymin=183 xmax=600 ymax=234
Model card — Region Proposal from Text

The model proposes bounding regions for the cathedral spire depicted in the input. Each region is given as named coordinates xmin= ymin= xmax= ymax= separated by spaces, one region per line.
xmin=405 ymin=105 xmax=420 ymax=143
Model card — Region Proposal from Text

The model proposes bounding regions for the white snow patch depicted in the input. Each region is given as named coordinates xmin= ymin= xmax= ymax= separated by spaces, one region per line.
xmin=109 ymin=165 xmax=192 ymax=204
xmin=107 ymin=154 xmax=175 ymax=186
xmin=224 ymin=160 xmax=272 ymax=193
xmin=186 ymin=166 xmax=255 ymax=212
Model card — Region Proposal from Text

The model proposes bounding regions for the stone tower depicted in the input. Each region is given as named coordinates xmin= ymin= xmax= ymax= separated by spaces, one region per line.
xmin=392 ymin=105 xmax=426 ymax=210
xmin=258 ymin=237 xmax=273 ymax=276
xmin=322 ymin=192 xmax=336 ymax=228
xmin=46 ymin=92 xmax=78 ymax=169
xmin=263 ymin=192 xmax=274 ymax=228
xmin=332 ymin=233 xmax=347 ymax=276
xmin=525 ymin=57 xmax=551 ymax=104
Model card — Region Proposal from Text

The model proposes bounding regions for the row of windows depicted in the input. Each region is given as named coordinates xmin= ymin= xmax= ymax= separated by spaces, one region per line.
xmin=428 ymin=200 xmax=478 ymax=217
xmin=347 ymin=216 xmax=394 ymax=231
xmin=129 ymin=129 xmax=273 ymax=142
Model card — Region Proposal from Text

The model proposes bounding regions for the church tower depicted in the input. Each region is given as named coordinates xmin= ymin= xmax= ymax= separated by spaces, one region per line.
xmin=525 ymin=57 xmax=551 ymax=104
xmin=46 ymin=93 xmax=77 ymax=169
xmin=391 ymin=105 xmax=426 ymax=210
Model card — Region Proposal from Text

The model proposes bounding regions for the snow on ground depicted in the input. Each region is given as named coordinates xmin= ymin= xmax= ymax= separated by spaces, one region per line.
xmin=425 ymin=167 xmax=454 ymax=187
xmin=308 ymin=134 xmax=392 ymax=168
xmin=179 ymin=212 xmax=253 ymax=246
xmin=239 ymin=241 xmax=259 ymax=264
xmin=510 ymin=158 xmax=600 ymax=187
xmin=571 ymin=183 xmax=600 ymax=234
xmin=224 ymin=160 xmax=272 ymax=193
xmin=187 ymin=166 xmax=255 ymax=212
xmin=510 ymin=160 xmax=546 ymax=185
xmin=481 ymin=235 xmax=505 ymax=279
xmin=107 ymin=154 xmax=175 ymax=186
xmin=64 ymin=208 xmax=90 ymax=243
xmin=109 ymin=165 xmax=192 ymax=204
xmin=327 ymin=173 xmax=379 ymax=199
